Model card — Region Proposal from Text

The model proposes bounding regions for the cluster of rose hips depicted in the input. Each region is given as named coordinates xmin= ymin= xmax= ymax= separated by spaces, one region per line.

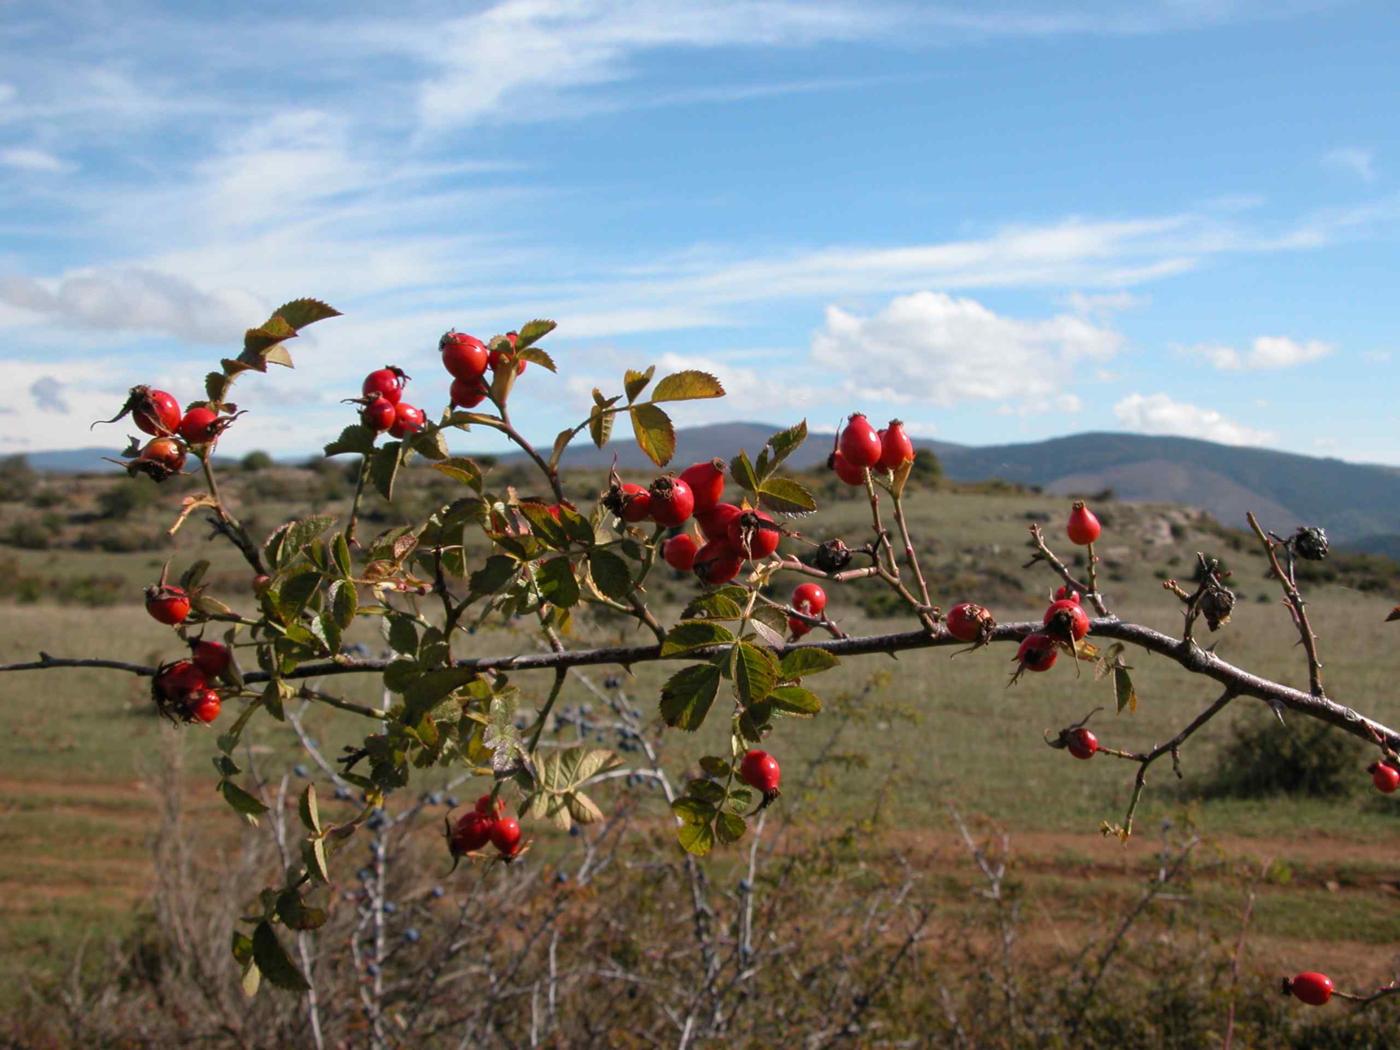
xmin=827 ymin=414 xmax=915 ymax=485
xmin=107 ymin=385 xmax=236 ymax=481
xmin=449 ymin=794 xmax=523 ymax=860
xmin=610 ymin=459 xmax=784 ymax=588
xmin=151 ymin=640 xmax=231 ymax=724
xmin=440 ymin=329 xmax=524 ymax=409
xmin=357 ymin=367 xmax=424 ymax=437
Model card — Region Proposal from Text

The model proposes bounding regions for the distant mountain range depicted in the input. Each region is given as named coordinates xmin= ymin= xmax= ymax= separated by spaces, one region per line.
xmin=541 ymin=423 xmax=1400 ymax=554
xmin=13 ymin=428 xmax=1400 ymax=555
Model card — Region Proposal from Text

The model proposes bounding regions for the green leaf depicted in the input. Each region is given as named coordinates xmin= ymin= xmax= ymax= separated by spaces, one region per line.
xmin=1115 ymin=665 xmax=1139 ymax=713
xmin=433 ymin=457 xmax=484 ymax=491
xmin=715 ymin=810 xmax=747 ymax=845
xmin=298 ymin=789 xmax=322 ymax=840
xmin=660 ymin=620 xmax=734 ymax=657
xmin=778 ymin=647 xmax=840 ymax=678
xmin=327 ymin=579 xmax=357 ymax=630
xmin=298 ymin=784 xmax=321 ymax=834
xmin=276 ymin=889 xmax=327 ymax=931
xmin=332 ymin=533 xmax=353 ymax=577
xmin=409 ymin=427 xmax=449 ymax=461
xmin=515 ymin=319 xmax=556 ymax=347
xmin=370 ymin=441 xmax=405 ymax=501
xmin=323 ymin=424 xmax=376 ymax=457
xmin=677 ymin=820 xmax=715 ymax=857
xmin=730 ymin=450 xmax=760 ymax=493
xmin=282 ymin=515 xmax=335 ymax=564
xmin=588 ymin=548 xmax=632 ymax=602
xmin=699 ymin=755 xmax=732 ymax=778
xmin=468 ymin=554 xmax=518 ymax=599
xmin=518 ymin=502 xmax=569 ymax=549
xmin=269 ymin=297 xmax=341 ymax=332
xmin=220 ymin=780 xmax=269 ymax=823
xmin=277 ymin=570 xmax=322 ymax=617
xmin=763 ymin=420 xmax=808 ymax=473
xmin=517 ymin=346 xmax=556 ymax=372
xmin=682 ymin=591 xmax=745 ymax=620
xmin=758 ymin=477 xmax=817 ymax=514
xmin=387 ymin=614 xmax=418 ymax=656
xmin=769 ymin=685 xmax=822 ymax=717
xmin=659 ymin=663 xmax=722 ymax=731
xmin=650 ymin=370 xmax=725 ymax=403
xmin=731 ymin=641 xmax=778 ymax=706
xmin=302 ymin=838 xmax=329 ymax=883
xmin=252 ymin=921 xmax=310 ymax=992
xmin=403 ymin=668 xmax=478 ymax=721
xmin=629 ymin=403 xmax=675 ymax=467
xmin=623 ymin=366 xmax=655 ymax=403
xmin=671 ymin=798 xmax=715 ymax=825
xmin=536 ymin=556 xmax=580 ymax=608
xmin=557 ymin=504 xmax=596 ymax=545
xmin=588 ymin=402 xmax=615 ymax=449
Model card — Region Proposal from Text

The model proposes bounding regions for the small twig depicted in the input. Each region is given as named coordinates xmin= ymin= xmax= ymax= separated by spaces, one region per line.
xmin=1026 ymin=524 xmax=1108 ymax=616
xmin=1247 ymin=512 xmax=1325 ymax=697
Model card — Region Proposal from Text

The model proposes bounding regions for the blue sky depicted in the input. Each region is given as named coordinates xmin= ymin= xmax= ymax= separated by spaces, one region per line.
xmin=1 ymin=0 xmax=1397 ymax=463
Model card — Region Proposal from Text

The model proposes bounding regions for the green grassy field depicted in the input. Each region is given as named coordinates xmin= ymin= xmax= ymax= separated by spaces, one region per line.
xmin=2 ymin=462 xmax=1398 ymax=1006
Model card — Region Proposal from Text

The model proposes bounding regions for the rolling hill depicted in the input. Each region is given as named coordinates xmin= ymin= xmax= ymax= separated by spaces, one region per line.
xmin=12 ymin=427 xmax=1400 ymax=553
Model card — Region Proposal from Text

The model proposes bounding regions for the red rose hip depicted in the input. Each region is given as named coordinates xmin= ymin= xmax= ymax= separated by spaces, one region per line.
xmin=1285 ymin=972 xmax=1334 ymax=1006
xmin=1370 ymin=762 xmax=1400 ymax=793
xmin=145 ymin=585 xmax=191 ymax=625
xmin=389 ymin=402 xmax=425 ymax=438
xmin=727 ymin=510 xmax=779 ymax=559
xmin=189 ymin=689 xmax=222 ymax=724
xmin=131 ymin=387 xmax=181 ymax=436
xmin=191 ymin=640 xmax=230 ymax=677
xmin=1067 ymin=501 xmax=1102 ymax=546
xmin=838 ymin=414 xmax=883 ymax=469
xmin=362 ymin=397 xmax=397 ymax=432
xmin=693 ymin=541 xmax=744 ymax=585
xmin=491 ymin=815 xmax=523 ymax=857
xmin=1014 ymin=633 xmax=1057 ymax=673
xmin=362 ymin=367 xmax=406 ymax=404
xmin=792 ymin=582 xmax=827 ymax=616
xmin=440 ymin=331 xmax=489 ymax=380
xmin=648 ymin=477 xmax=694 ymax=527
xmin=1044 ymin=599 xmax=1090 ymax=642
xmin=451 ymin=810 xmax=494 ymax=855
xmin=739 ymin=750 xmax=781 ymax=796
xmin=829 ymin=450 xmax=867 ymax=486
xmin=878 ymin=420 xmax=915 ymax=471
xmin=177 ymin=406 xmax=222 ymax=445
xmin=697 ymin=502 xmax=742 ymax=542
xmin=678 ymin=459 xmax=726 ymax=513
xmin=1066 ymin=727 xmax=1098 ymax=760
xmin=450 ymin=377 xmax=488 ymax=408
xmin=663 ymin=534 xmax=699 ymax=572
xmin=945 ymin=602 xmax=994 ymax=644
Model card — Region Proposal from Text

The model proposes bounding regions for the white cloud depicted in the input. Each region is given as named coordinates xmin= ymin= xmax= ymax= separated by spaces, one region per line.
xmin=810 ymin=291 xmax=1118 ymax=410
xmin=0 ymin=147 xmax=72 ymax=173
xmin=0 ymin=268 xmax=264 ymax=344
xmin=1062 ymin=290 xmax=1146 ymax=317
xmin=1113 ymin=393 xmax=1274 ymax=446
xmin=402 ymin=0 xmax=886 ymax=129
xmin=1323 ymin=147 xmax=1376 ymax=182
xmin=1185 ymin=335 xmax=1333 ymax=371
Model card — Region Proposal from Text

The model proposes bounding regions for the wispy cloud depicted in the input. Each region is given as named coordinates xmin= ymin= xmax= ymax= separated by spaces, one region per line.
xmin=1113 ymin=392 xmax=1274 ymax=446
xmin=1322 ymin=146 xmax=1377 ymax=182
xmin=1184 ymin=335 xmax=1333 ymax=371
xmin=0 ymin=146 xmax=72 ymax=173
